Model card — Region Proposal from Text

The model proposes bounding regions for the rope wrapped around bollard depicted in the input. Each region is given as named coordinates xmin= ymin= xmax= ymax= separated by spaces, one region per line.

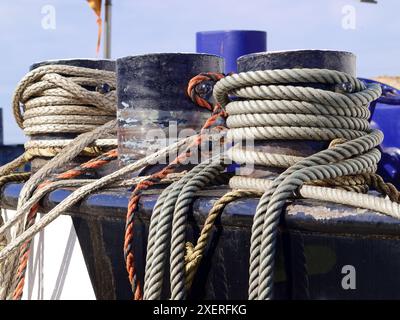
xmin=1 ymin=66 xmax=400 ymax=302
xmin=212 ymin=68 xmax=396 ymax=300
xmin=0 ymin=64 xmax=118 ymax=300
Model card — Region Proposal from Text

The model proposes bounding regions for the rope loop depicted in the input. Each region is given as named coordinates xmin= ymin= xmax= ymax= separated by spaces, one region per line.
xmin=187 ymin=72 xmax=225 ymax=112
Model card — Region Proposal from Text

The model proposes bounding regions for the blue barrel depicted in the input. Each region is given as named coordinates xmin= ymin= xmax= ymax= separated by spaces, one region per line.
xmin=360 ymin=78 xmax=400 ymax=148
xmin=360 ymin=78 xmax=400 ymax=185
xmin=196 ymin=30 xmax=267 ymax=73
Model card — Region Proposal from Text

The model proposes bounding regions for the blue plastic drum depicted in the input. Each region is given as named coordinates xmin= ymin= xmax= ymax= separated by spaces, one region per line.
xmin=361 ymin=78 xmax=400 ymax=148
xmin=360 ymin=78 xmax=400 ymax=185
xmin=196 ymin=30 xmax=267 ymax=73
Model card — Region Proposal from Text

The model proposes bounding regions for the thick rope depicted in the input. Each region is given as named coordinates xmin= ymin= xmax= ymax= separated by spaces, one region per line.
xmin=229 ymin=176 xmax=400 ymax=217
xmin=169 ymin=157 xmax=226 ymax=300
xmin=304 ymin=139 xmax=395 ymax=195
xmin=24 ymin=138 xmax=117 ymax=158
xmin=143 ymin=156 xmax=226 ymax=300
xmin=0 ymin=155 xmax=33 ymax=177
xmin=143 ymin=161 xmax=214 ymax=299
xmin=213 ymin=68 xmax=385 ymax=300
xmin=0 ymin=173 xmax=31 ymax=190
xmin=184 ymin=189 xmax=262 ymax=291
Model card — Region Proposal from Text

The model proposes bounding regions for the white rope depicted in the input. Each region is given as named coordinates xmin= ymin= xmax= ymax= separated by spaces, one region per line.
xmin=229 ymin=176 xmax=400 ymax=219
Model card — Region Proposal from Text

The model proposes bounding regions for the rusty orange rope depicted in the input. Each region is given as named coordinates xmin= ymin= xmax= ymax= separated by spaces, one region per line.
xmin=123 ymin=72 xmax=226 ymax=300
xmin=12 ymin=149 xmax=117 ymax=300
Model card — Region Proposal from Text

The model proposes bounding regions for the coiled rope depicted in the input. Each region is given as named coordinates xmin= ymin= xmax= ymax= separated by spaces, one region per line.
xmin=212 ymin=68 xmax=391 ymax=300
xmin=13 ymin=65 xmax=116 ymax=135
xmin=0 ymin=64 xmax=118 ymax=299
xmin=140 ymin=68 xmax=398 ymax=300
xmin=143 ymin=156 xmax=227 ymax=300
xmin=9 ymin=64 xmax=118 ymax=172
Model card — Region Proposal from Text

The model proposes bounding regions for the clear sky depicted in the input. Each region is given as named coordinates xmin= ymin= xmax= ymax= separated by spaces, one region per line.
xmin=0 ymin=0 xmax=399 ymax=144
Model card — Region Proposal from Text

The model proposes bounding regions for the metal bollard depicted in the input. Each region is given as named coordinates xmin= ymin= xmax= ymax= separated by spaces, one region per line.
xmin=116 ymin=53 xmax=224 ymax=169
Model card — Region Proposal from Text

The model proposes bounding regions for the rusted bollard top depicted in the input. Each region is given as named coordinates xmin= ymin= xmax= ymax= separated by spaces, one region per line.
xmin=117 ymin=53 xmax=224 ymax=165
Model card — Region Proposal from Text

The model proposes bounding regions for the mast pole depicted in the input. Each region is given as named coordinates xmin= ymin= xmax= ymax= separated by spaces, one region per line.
xmin=103 ymin=0 xmax=112 ymax=59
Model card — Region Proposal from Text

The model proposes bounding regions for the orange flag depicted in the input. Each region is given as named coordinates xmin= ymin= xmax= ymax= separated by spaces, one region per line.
xmin=87 ymin=0 xmax=102 ymax=55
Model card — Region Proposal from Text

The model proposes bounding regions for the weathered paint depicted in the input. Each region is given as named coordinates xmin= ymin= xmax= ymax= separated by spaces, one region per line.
xmin=116 ymin=53 xmax=224 ymax=165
